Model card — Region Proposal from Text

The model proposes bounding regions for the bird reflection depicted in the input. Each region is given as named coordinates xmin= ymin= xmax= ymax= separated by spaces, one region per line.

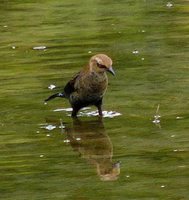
xmin=65 ymin=118 xmax=120 ymax=181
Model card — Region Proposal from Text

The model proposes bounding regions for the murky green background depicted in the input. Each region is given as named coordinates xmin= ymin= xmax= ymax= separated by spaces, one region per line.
xmin=0 ymin=0 xmax=188 ymax=199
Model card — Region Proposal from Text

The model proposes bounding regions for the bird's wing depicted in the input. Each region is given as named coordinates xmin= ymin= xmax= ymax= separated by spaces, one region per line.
xmin=63 ymin=72 xmax=81 ymax=97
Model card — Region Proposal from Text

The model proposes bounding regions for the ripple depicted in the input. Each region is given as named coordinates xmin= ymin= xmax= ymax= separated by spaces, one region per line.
xmin=54 ymin=107 xmax=121 ymax=118
xmin=33 ymin=46 xmax=46 ymax=50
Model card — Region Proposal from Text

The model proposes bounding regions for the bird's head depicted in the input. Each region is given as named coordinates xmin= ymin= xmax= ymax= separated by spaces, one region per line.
xmin=89 ymin=54 xmax=115 ymax=75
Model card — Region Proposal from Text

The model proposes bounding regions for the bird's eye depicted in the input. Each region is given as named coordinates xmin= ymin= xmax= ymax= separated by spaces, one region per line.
xmin=97 ymin=62 xmax=107 ymax=69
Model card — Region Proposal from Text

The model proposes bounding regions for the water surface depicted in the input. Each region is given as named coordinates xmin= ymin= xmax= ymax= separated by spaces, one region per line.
xmin=0 ymin=1 xmax=188 ymax=199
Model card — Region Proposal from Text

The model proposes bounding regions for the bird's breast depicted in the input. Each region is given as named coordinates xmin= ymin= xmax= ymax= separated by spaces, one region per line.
xmin=76 ymin=72 xmax=108 ymax=99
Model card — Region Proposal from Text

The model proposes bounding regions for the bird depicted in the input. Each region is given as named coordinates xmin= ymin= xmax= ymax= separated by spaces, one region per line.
xmin=45 ymin=54 xmax=115 ymax=117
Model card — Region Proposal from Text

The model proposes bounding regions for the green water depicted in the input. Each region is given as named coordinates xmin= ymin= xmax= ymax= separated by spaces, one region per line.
xmin=0 ymin=0 xmax=188 ymax=199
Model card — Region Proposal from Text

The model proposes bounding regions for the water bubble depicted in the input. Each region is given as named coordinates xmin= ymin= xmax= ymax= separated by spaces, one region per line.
xmin=3 ymin=25 xmax=8 ymax=28
xmin=76 ymin=138 xmax=81 ymax=141
xmin=40 ymin=124 xmax=56 ymax=131
xmin=63 ymin=139 xmax=70 ymax=143
xmin=154 ymin=115 xmax=161 ymax=119
xmin=40 ymin=154 xmax=44 ymax=158
xmin=153 ymin=119 xmax=160 ymax=124
xmin=152 ymin=105 xmax=161 ymax=125
xmin=59 ymin=125 xmax=65 ymax=129
xmin=141 ymin=57 xmax=145 ymax=61
xmin=166 ymin=2 xmax=173 ymax=8
xmin=153 ymin=115 xmax=161 ymax=124
xmin=176 ymin=116 xmax=183 ymax=119
xmin=171 ymin=135 xmax=175 ymax=138
xmin=12 ymin=46 xmax=16 ymax=49
xmin=48 ymin=84 xmax=56 ymax=90
xmin=54 ymin=108 xmax=73 ymax=112
xmin=88 ymin=51 xmax=92 ymax=54
xmin=33 ymin=46 xmax=46 ymax=50
xmin=132 ymin=50 xmax=139 ymax=54
xmin=161 ymin=185 xmax=165 ymax=188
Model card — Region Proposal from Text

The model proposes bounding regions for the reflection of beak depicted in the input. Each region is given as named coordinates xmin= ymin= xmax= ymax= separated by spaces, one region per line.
xmin=107 ymin=66 xmax=115 ymax=76
xmin=113 ymin=161 xmax=121 ymax=168
xmin=99 ymin=161 xmax=121 ymax=181
xmin=112 ymin=161 xmax=121 ymax=176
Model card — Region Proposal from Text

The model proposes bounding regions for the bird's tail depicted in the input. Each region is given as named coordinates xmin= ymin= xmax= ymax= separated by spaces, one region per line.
xmin=45 ymin=92 xmax=65 ymax=102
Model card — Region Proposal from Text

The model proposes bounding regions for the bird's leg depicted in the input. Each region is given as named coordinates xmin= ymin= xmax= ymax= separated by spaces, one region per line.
xmin=71 ymin=107 xmax=80 ymax=118
xmin=96 ymin=99 xmax=103 ymax=117
xmin=97 ymin=105 xmax=103 ymax=117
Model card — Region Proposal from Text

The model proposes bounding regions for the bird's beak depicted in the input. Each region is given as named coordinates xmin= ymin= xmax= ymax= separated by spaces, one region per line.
xmin=107 ymin=66 xmax=115 ymax=76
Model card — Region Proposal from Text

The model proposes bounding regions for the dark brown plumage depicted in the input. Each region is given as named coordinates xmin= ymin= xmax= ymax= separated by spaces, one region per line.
xmin=45 ymin=54 xmax=115 ymax=117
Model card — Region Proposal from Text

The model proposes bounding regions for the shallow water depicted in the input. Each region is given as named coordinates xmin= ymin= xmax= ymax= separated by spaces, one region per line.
xmin=0 ymin=1 xmax=189 ymax=199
